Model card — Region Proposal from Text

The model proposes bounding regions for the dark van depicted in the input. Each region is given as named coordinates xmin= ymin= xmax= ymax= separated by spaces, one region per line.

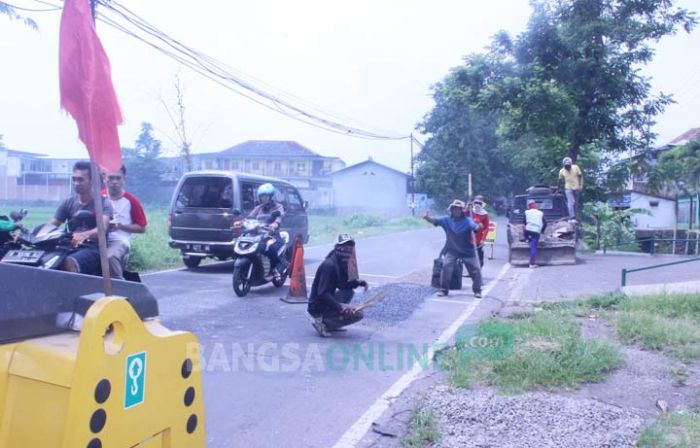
xmin=168 ymin=171 xmax=309 ymax=268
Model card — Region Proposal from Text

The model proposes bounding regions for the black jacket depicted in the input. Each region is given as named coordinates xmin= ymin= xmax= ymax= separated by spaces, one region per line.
xmin=307 ymin=252 xmax=361 ymax=317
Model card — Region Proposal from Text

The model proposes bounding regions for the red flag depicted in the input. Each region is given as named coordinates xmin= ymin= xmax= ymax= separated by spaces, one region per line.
xmin=59 ymin=0 xmax=123 ymax=172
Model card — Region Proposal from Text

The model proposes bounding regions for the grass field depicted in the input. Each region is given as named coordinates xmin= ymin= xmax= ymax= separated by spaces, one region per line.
xmin=439 ymin=311 xmax=622 ymax=393
xmin=2 ymin=204 xmax=426 ymax=272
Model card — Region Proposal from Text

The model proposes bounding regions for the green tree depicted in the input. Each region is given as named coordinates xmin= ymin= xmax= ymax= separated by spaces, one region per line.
xmin=122 ymin=123 xmax=166 ymax=204
xmin=649 ymin=140 xmax=700 ymax=194
xmin=417 ymin=0 xmax=696 ymax=205
xmin=498 ymin=0 xmax=695 ymax=162
xmin=417 ymin=53 xmax=529 ymax=208
xmin=0 ymin=4 xmax=38 ymax=29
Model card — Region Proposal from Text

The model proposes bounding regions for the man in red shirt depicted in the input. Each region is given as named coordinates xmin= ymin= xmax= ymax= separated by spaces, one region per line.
xmin=103 ymin=165 xmax=148 ymax=279
xmin=468 ymin=195 xmax=490 ymax=267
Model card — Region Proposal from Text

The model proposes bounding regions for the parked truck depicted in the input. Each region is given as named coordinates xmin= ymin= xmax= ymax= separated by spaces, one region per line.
xmin=507 ymin=185 xmax=577 ymax=265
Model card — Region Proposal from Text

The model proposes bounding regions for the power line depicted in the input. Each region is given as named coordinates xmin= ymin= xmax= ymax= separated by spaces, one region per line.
xmin=28 ymin=0 xmax=417 ymax=143
xmin=0 ymin=0 xmax=59 ymax=11
xmin=94 ymin=0 xmax=410 ymax=141
xmin=95 ymin=11 xmax=399 ymax=141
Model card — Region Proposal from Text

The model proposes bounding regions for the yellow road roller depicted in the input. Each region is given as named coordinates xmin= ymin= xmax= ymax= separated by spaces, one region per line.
xmin=0 ymin=263 xmax=205 ymax=448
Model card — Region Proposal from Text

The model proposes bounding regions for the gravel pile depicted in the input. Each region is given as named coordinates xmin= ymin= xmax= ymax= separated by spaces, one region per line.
xmin=427 ymin=385 xmax=644 ymax=448
xmin=354 ymin=282 xmax=436 ymax=325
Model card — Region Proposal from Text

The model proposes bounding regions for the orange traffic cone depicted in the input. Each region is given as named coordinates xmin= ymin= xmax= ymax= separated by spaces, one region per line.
xmin=347 ymin=244 xmax=359 ymax=282
xmin=280 ymin=234 xmax=308 ymax=304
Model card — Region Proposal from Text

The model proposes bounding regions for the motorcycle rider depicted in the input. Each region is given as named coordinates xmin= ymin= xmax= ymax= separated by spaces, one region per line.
xmin=49 ymin=160 xmax=113 ymax=275
xmin=237 ymin=183 xmax=289 ymax=279
xmin=307 ymin=234 xmax=368 ymax=337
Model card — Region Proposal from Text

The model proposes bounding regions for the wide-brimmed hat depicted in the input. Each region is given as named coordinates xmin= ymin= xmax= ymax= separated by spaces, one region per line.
xmin=446 ymin=199 xmax=466 ymax=211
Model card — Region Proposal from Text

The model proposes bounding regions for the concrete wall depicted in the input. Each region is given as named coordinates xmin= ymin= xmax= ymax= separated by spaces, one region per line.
xmin=631 ymin=192 xmax=676 ymax=230
xmin=331 ymin=163 xmax=408 ymax=217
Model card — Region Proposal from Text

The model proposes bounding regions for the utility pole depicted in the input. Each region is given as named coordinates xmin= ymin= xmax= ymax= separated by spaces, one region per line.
xmin=468 ymin=172 xmax=473 ymax=200
xmin=410 ymin=134 xmax=415 ymax=216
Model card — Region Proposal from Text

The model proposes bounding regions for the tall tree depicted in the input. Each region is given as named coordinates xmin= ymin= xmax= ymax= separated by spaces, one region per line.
xmin=122 ymin=122 xmax=166 ymax=203
xmin=417 ymin=53 xmax=529 ymax=207
xmin=161 ymin=73 xmax=193 ymax=172
xmin=499 ymin=0 xmax=695 ymax=164
xmin=649 ymin=140 xmax=700 ymax=194
xmin=417 ymin=0 xmax=696 ymax=205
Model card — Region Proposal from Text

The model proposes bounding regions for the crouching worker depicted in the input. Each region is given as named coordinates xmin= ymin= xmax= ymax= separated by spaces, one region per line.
xmin=307 ymin=234 xmax=368 ymax=337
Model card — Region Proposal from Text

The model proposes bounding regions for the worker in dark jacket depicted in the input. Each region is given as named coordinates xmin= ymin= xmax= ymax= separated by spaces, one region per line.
xmin=307 ymin=234 xmax=368 ymax=337
xmin=423 ymin=199 xmax=483 ymax=298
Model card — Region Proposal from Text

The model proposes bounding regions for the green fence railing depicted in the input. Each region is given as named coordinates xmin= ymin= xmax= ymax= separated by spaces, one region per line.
xmin=621 ymin=257 xmax=700 ymax=287
xmin=603 ymin=236 xmax=700 ymax=255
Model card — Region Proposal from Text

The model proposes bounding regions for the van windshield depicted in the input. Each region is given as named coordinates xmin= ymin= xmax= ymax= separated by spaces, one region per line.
xmin=176 ymin=176 xmax=233 ymax=208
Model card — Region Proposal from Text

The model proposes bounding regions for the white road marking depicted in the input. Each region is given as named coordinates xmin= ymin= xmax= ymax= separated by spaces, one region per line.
xmin=428 ymin=298 xmax=472 ymax=305
xmin=332 ymin=262 xmax=512 ymax=448
xmin=358 ymin=273 xmax=399 ymax=279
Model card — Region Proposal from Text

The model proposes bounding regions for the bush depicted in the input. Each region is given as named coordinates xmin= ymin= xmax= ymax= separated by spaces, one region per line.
xmin=581 ymin=202 xmax=648 ymax=251
xmin=342 ymin=213 xmax=386 ymax=228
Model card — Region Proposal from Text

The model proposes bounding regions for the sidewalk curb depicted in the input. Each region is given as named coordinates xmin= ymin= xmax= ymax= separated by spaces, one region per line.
xmin=621 ymin=280 xmax=700 ymax=297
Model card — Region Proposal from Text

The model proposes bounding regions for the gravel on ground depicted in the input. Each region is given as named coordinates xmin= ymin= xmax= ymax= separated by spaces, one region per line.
xmin=426 ymin=385 xmax=644 ymax=448
xmin=353 ymin=282 xmax=437 ymax=325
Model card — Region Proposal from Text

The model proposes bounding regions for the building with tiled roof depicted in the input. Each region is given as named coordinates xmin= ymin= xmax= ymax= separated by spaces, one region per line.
xmin=163 ymin=140 xmax=346 ymax=208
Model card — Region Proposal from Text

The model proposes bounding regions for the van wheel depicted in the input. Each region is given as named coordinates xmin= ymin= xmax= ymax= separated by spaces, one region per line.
xmin=183 ymin=256 xmax=202 ymax=269
xmin=232 ymin=266 xmax=251 ymax=297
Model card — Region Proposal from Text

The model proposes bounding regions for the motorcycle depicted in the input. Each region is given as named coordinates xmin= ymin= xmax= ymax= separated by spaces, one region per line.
xmin=0 ymin=209 xmax=27 ymax=259
xmin=1 ymin=210 xmax=93 ymax=270
xmin=231 ymin=212 xmax=290 ymax=297
xmin=1 ymin=210 xmax=141 ymax=282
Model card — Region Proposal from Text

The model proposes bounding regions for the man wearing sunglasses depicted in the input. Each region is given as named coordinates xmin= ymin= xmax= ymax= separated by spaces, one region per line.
xmin=103 ymin=165 xmax=147 ymax=279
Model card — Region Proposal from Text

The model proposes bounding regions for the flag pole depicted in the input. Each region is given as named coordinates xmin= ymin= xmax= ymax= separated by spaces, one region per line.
xmin=91 ymin=164 xmax=113 ymax=296
xmin=87 ymin=0 xmax=113 ymax=297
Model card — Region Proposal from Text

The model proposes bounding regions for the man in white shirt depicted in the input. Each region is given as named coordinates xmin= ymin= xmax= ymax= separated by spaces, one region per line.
xmin=104 ymin=166 xmax=148 ymax=279
xmin=524 ymin=200 xmax=547 ymax=268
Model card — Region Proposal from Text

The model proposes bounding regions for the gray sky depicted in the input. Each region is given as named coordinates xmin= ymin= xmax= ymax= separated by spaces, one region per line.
xmin=1 ymin=0 xmax=699 ymax=172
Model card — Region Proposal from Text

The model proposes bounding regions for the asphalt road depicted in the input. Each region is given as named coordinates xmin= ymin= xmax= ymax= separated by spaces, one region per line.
xmin=143 ymin=221 xmax=511 ymax=447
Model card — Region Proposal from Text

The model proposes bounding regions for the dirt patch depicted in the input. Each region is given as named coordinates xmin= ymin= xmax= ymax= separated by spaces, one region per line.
xmin=572 ymin=316 xmax=700 ymax=418
xmin=360 ymin=304 xmax=700 ymax=447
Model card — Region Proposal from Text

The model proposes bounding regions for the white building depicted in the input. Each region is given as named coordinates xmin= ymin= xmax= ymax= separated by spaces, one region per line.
xmin=330 ymin=158 xmax=409 ymax=217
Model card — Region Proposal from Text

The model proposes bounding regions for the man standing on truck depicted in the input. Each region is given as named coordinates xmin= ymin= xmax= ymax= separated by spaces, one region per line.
xmin=423 ymin=200 xmax=483 ymax=298
xmin=103 ymin=165 xmax=148 ymax=279
xmin=49 ymin=161 xmax=113 ymax=275
xmin=557 ymin=157 xmax=584 ymax=219
xmin=241 ymin=183 xmax=289 ymax=279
